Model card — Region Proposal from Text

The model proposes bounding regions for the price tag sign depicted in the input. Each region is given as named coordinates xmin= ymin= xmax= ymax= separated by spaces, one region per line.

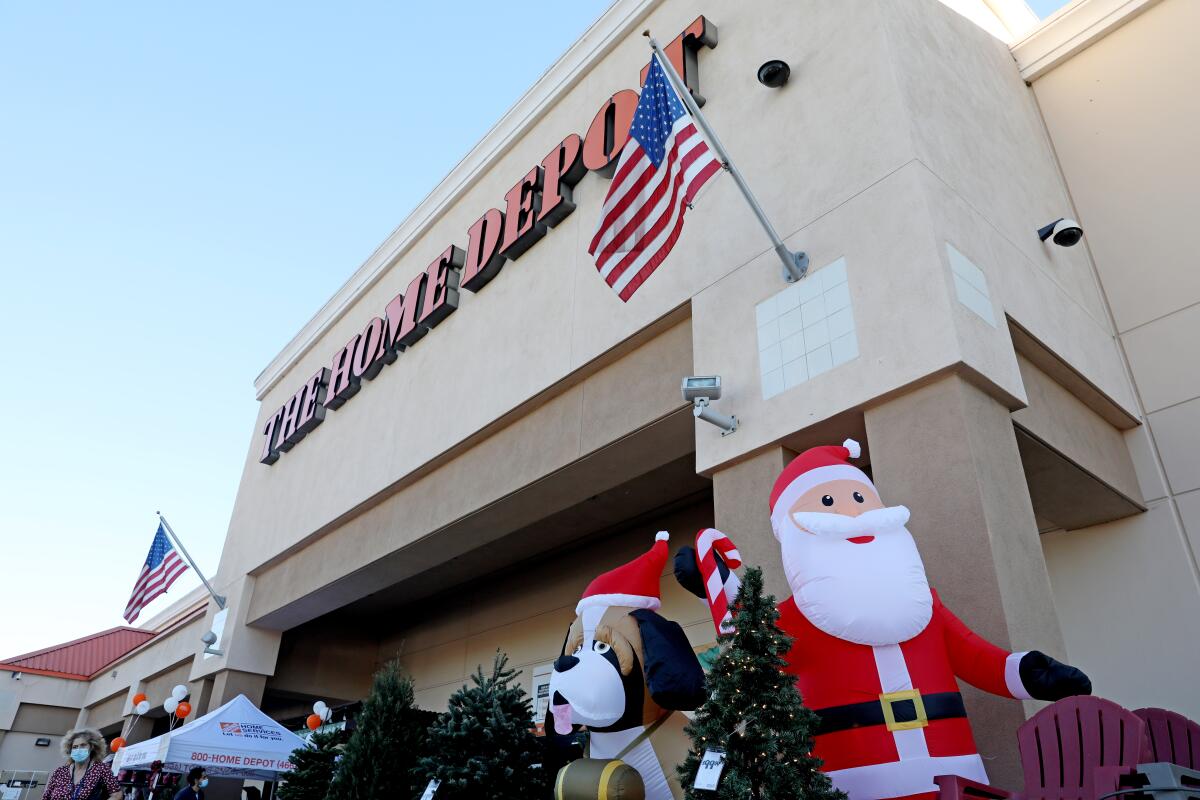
xmin=693 ymin=748 xmax=726 ymax=791
xmin=419 ymin=779 xmax=440 ymax=800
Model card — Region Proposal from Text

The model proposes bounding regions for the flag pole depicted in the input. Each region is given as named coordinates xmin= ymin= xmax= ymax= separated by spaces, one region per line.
xmin=644 ymin=32 xmax=809 ymax=283
xmin=156 ymin=512 xmax=226 ymax=610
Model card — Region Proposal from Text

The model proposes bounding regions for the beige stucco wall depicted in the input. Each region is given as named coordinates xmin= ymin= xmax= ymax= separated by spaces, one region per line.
xmin=0 ymin=673 xmax=87 ymax=789
xmin=26 ymin=0 xmax=1194 ymax=767
xmin=1028 ymin=0 xmax=1200 ymax=718
xmin=0 ymin=690 xmax=82 ymax=783
xmin=4 ymin=6 xmax=1196 ymax=792
xmin=199 ymin=0 xmax=1139 ymax=679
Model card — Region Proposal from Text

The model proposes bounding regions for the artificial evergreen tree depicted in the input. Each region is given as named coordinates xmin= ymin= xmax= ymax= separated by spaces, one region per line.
xmin=327 ymin=659 xmax=428 ymax=800
xmin=677 ymin=566 xmax=844 ymax=800
xmin=416 ymin=651 xmax=548 ymax=800
xmin=278 ymin=729 xmax=345 ymax=800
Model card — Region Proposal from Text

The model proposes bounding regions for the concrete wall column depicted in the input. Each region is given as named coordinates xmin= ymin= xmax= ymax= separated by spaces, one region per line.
xmin=864 ymin=373 xmax=1067 ymax=790
xmin=712 ymin=447 xmax=791 ymax=601
xmin=206 ymin=671 xmax=267 ymax=712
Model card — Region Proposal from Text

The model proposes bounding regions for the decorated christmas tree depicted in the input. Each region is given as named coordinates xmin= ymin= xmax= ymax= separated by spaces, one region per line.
xmin=278 ymin=729 xmax=345 ymax=800
xmin=416 ymin=651 xmax=548 ymax=800
xmin=326 ymin=659 xmax=429 ymax=800
xmin=677 ymin=566 xmax=843 ymax=800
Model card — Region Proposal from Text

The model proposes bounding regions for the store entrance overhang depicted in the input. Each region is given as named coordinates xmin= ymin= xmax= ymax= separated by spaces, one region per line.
xmin=248 ymin=407 xmax=703 ymax=632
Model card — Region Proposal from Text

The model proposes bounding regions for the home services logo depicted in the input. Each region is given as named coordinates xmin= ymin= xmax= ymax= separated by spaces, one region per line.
xmin=218 ymin=721 xmax=282 ymax=742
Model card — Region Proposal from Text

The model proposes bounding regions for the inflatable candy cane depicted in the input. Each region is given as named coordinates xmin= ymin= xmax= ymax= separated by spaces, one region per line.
xmin=694 ymin=528 xmax=742 ymax=635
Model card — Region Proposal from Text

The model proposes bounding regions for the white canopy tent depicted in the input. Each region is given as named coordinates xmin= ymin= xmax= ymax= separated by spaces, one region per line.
xmin=115 ymin=694 xmax=308 ymax=780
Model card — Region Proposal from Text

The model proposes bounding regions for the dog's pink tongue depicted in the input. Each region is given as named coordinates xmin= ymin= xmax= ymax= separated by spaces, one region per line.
xmin=551 ymin=703 xmax=573 ymax=735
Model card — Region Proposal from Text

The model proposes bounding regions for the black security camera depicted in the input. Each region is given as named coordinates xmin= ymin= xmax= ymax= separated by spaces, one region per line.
xmin=757 ymin=60 xmax=791 ymax=88
xmin=1037 ymin=218 xmax=1083 ymax=247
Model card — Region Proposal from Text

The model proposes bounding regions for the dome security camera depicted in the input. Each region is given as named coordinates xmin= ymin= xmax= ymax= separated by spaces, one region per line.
xmin=1037 ymin=218 xmax=1083 ymax=247
xmin=200 ymin=630 xmax=218 ymax=645
xmin=757 ymin=60 xmax=791 ymax=88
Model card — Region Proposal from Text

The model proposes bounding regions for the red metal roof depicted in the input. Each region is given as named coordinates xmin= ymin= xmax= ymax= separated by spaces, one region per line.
xmin=0 ymin=627 xmax=156 ymax=680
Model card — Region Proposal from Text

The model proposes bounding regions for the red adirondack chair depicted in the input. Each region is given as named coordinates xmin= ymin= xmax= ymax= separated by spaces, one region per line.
xmin=935 ymin=696 xmax=1147 ymax=800
xmin=1135 ymin=707 xmax=1200 ymax=770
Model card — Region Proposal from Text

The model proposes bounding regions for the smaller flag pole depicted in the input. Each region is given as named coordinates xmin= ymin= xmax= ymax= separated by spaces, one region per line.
xmin=644 ymin=32 xmax=809 ymax=283
xmin=156 ymin=512 xmax=226 ymax=610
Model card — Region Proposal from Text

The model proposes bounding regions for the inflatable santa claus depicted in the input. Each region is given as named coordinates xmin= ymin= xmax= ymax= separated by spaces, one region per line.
xmin=676 ymin=439 xmax=1091 ymax=800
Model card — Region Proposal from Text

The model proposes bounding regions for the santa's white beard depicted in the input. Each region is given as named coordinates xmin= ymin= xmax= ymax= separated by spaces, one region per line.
xmin=779 ymin=505 xmax=933 ymax=646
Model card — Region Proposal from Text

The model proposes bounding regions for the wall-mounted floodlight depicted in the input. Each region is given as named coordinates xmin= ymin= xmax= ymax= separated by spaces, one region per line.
xmin=682 ymin=376 xmax=738 ymax=436
xmin=1037 ymin=218 xmax=1083 ymax=247
xmin=201 ymin=630 xmax=224 ymax=657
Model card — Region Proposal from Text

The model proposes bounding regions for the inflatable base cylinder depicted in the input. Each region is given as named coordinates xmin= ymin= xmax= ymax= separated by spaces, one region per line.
xmin=555 ymin=759 xmax=645 ymax=800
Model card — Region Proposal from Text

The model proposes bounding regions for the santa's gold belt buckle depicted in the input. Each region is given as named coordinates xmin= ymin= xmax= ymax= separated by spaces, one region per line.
xmin=880 ymin=689 xmax=928 ymax=732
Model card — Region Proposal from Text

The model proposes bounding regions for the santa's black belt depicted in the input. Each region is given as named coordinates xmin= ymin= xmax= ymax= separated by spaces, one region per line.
xmin=814 ymin=690 xmax=966 ymax=735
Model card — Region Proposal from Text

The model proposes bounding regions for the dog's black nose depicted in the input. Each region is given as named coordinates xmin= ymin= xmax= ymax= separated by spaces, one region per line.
xmin=553 ymin=655 xmax=579 ymax=672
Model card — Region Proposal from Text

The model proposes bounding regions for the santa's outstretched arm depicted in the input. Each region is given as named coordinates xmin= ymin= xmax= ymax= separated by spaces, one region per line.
xmin=935 ymin=592 xmax=1091 ymax=701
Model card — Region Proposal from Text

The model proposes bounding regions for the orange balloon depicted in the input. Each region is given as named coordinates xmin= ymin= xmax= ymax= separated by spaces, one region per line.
xmin=175 ymin=702 xmax=192 ymax=719
xmin=110 ymin=737 xmax=126 ymax=752
xmin=305 ymin=714 xmax=321 ymax=730
xmin=131 ymin=693 xmax=147 ymax=706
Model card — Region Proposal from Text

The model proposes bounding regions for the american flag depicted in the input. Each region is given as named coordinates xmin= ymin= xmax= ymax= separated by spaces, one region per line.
xmin=123 ymin=523 xmax=188 ymax=623
xmin=588 ymin=53 xmax=722 ymax=301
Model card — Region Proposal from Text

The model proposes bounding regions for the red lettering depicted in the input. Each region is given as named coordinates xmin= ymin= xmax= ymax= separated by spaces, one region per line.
xmin=384 ymin=269 xmax=428 ymax=352
xmin=461 ymin=208 xmax=507 ymax=292
xmin=275 ymin=389 xmax=303 ymax=452
xmin=418 ymin=245 xmax=464 ymax=330
xmin=539 ymin=134 xmax=585 ymax=227
xmin=260 ymin=16 xmax=722 ymax=466
xmin=499 ymin=166 xmax=545 ymax=259
xmin=259 ymin=407 xmax=284 ymax=465
xmin=351 ymin=317 xmax=387 ymax=381
xmin=639 ymin=16 xmax=718 ymax=105
xmin=582 ymin=90 xmax=639 ymax=176
xmin=294 ymin=367 xmax=329 ymax=438
xmin=324 ymin=334 xmax=361 ymax=410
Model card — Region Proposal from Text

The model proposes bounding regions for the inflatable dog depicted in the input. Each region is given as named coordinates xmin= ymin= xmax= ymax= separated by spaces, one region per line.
xmin=546 ymin=532 xmax=706 ymax=800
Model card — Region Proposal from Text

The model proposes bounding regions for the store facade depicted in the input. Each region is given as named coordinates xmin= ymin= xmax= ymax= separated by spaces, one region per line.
xmin=6 ymin=0 xmax=1197 ymax=795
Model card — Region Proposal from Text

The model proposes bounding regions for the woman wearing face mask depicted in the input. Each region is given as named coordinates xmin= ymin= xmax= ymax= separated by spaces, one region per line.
xmin=44 ymin=729 xmax=123 ymax=800
xmin=173 ymin=768 xmax=207 ymax=800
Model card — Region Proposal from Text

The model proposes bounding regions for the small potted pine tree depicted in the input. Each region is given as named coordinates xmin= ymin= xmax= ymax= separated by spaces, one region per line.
xmin=326 ymin=659 xmax=429 ymax=800
xmin=677 ymin=566 xmax=844 ymax=800
xmin=416 ymin=651 xmax=548 ymax=800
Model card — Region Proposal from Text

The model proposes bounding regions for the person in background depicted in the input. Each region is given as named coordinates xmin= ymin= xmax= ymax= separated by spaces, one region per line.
xmin=173 ymin=768 xmax=207 ymax=800
xmin=44 ymin=729 xmax=123 ymax=800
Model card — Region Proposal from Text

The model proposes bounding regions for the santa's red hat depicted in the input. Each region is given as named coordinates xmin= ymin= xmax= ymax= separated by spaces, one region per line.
xmin=577 ymin=532 xmax=669 ymax=614
xmin=769 ymin=439 xmax=873 ymax=538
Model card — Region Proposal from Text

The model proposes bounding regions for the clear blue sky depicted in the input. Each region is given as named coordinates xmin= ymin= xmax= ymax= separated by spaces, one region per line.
xmin=0 ymin=0 xmax=1069 ymax=661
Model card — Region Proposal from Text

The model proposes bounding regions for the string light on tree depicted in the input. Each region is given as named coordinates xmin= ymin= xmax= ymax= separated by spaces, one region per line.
xmin=675 ymin=567 xmax=843 ymax=800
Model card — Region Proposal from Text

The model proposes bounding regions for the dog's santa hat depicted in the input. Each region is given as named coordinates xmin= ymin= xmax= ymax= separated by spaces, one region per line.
xmin=576 ymin=532 xmax=669 ymax=614
xmin=769 ymin=439 xmax=873 ymax=538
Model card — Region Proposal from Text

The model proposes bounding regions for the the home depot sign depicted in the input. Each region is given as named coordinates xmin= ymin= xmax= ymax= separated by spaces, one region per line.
xmin=261 ymin=17 xmax=717 ymax=465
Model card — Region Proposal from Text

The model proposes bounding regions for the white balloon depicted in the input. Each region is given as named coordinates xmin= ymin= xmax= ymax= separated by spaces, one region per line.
xmin=312 ymin=701 xmax=327 ymax=717
xmin=135 ymin=701 xmax=150 ymax=715
xmin=171 ymin=685 xmax=188 ymax=700
xmin=164 ymin=697 xmax=179 ymax=714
